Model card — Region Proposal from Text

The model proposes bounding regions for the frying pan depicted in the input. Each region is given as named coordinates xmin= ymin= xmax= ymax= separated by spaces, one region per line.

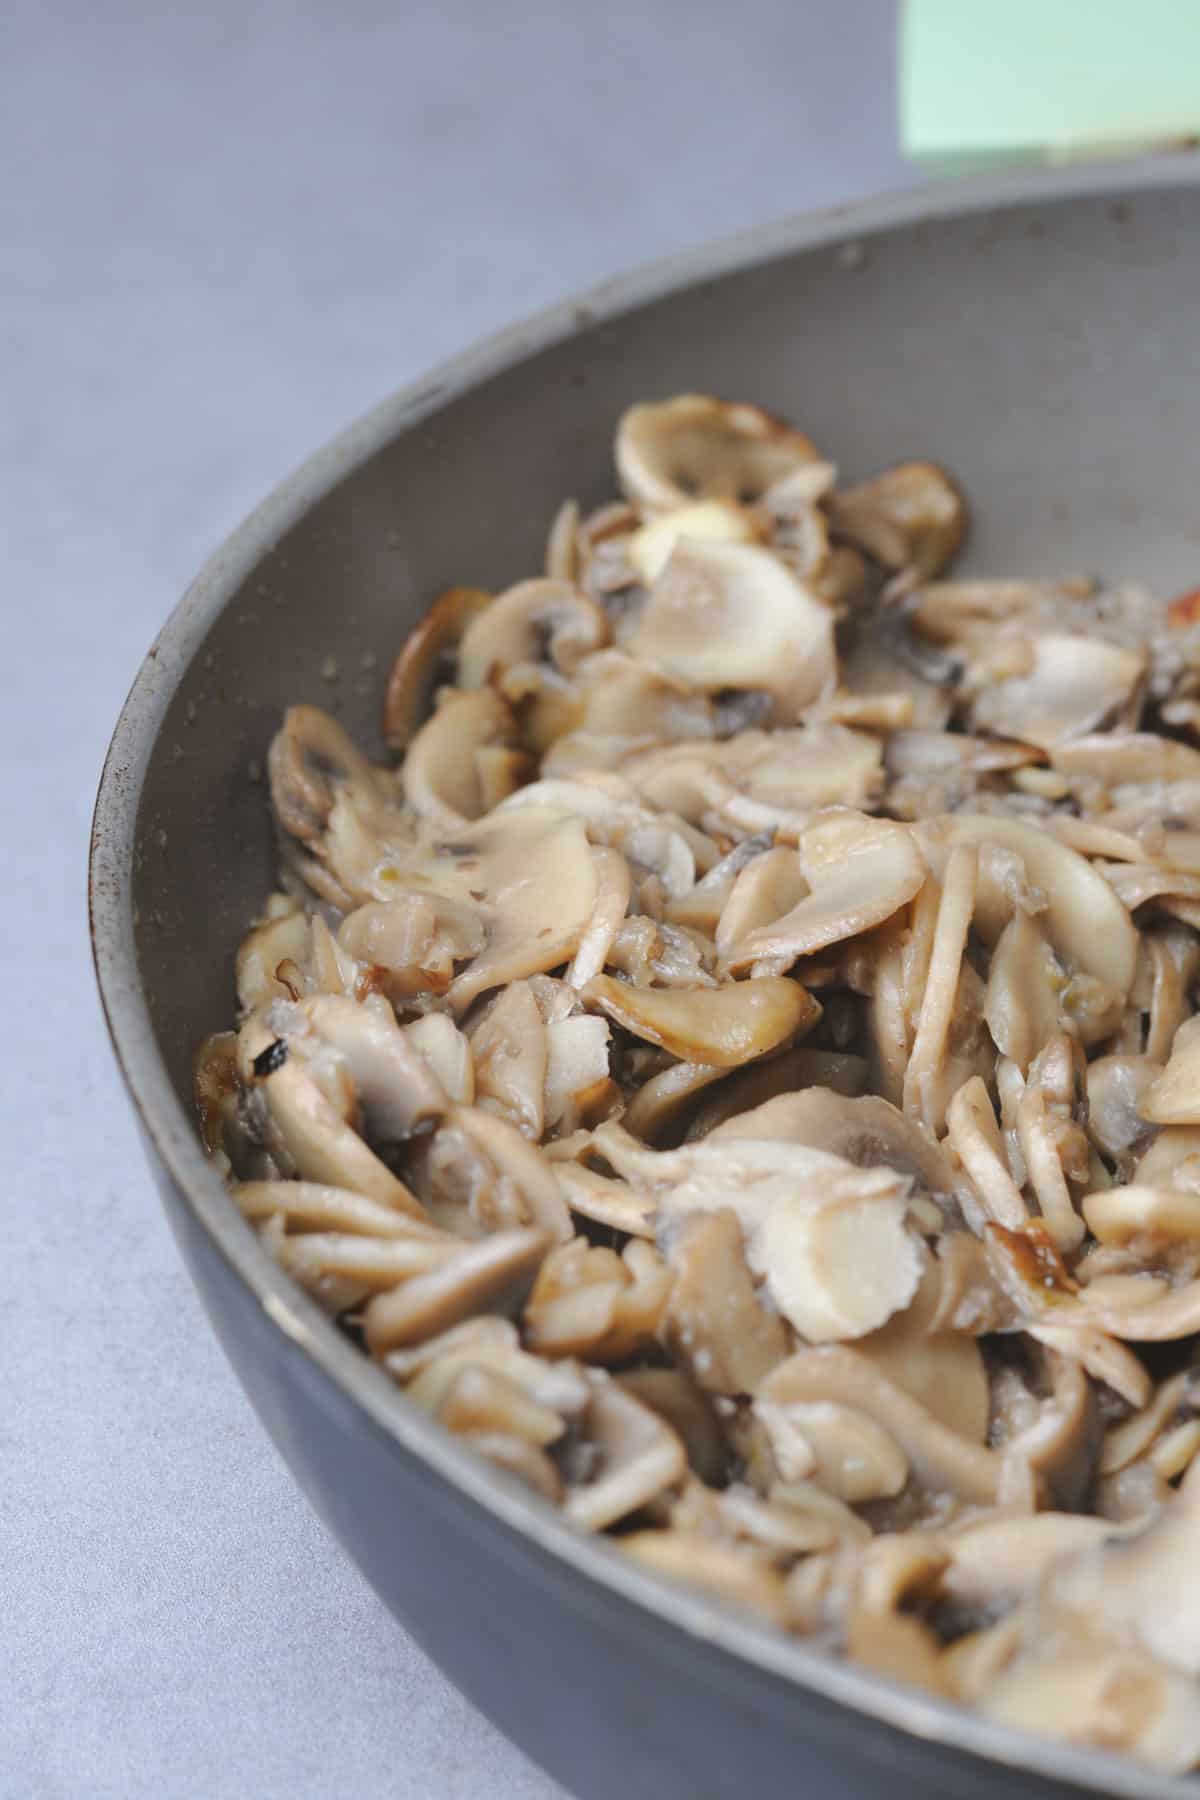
xmin=91 ymin=155 xmax=1200 ymax=1800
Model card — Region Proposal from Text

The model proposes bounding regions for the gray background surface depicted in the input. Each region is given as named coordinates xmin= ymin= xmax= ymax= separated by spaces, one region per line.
xmin=4 ymin=3 xmax=911 ymax=1794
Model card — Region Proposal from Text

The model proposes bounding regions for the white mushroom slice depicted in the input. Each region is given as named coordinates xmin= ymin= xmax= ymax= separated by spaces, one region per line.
xmin=233 ymin=1180 xmax=443 ymax=1240
xmin=469 ymin=981 xmax=547 ymax=1140
xmin=830 ymin=461 xmax=967 ymax=577
xmin=450 ymin=1105 xmax=572 ymax=1242
xmin=755 ymin=1179 xmax=923 ymax=1343
xmin=1051 ymin=731 xmax=1200 ymax=787
xmin=909 ymin=576 xmax=1094 ymax=642
xmin=445 ymin=811 xmax=599 ymax=1012
xmin=1014 ymin=1035 xmax=1089 ymax=1254
xmin=715 ymin=847 xmax=810 ymax=952
xmin=760 ymin=1400 xmax=909 ymax=1503
xmin=569 ymin=649 xmax=715 ymax=742
xmin=618 ymin=1371 xmax=727 ymax=1486
xmin=619 ymin=1531 xmax=790 ymax=1627
xmin=544 ymin=497 xmax=580 ymax=583
xmin=679 ymin=1050 xmax=869 ymax=1144
xmin=433 ymin=1365 xmax=567 ymax=1448
xmin=238 ymin=1016 xmax=425 ymax=1217
xmin=614 ymin=394 xmax=822 ymax=515
xmin=930 ymin=812 xmax=1139 ymax=1014
xmin=268 ymin=705 xmax=394 ymax=849
xmin=524 ymin=1236 xmax=672 ymax=1362
xmin=278 ymin=1228 xmax=458 ymax=1296
xmin=662 ymin=1208 xmax=790 ymax=1397
xmin=543 ymin=1015 xmax=612 ymax=1135
xmin=293 ymin=993 xmax=450 ymax=1141
xmin=1142 ymin=1017 xmax=1200 ymax=1124
xmin=338 ymin=895 xmax=482 ymax=1001
xmin=723 ymin=812 xmax=927 ymax=971
xmin=236 ymin=905 xmax=311 ymax=1011
xmin=945 ymin=1078 xmax=1029 ymax=1230
xmin=457 ymin=579 xmax=609 ymax=688
xmin=580 ymin=972 xmax=819 ymax=1069
xmin=403 ymin=1013 xmax=474 ymax=1105
xmin=625 ymin=540 xmax=835 ymax=724
xmin=565 ymin=848 xmax=631 ymax=989
xmin=563 ymin=1376 xmax=688 ymax=1532
xmin=402 ymin=688 xmax=517 ymax=828
xmin=496 ymin=775 xmax=696 ymax=898
xmin=943 ymin=1514 xmax=1130 ymax=1611
xmin=383 ymin=586 xmax=492 ymax=750
xmin=1099 ymin=1372 xmax=1192 ymax=1477
xmin=983 ymin=909 xmax=1065 ymax=1073
xmin=363 ymin=1225 xmax=551 ymax=1354
xmin=755 ymin=1348 xmax=1002 ymax=1505
xmin=853 ymin=1269 xmax=990 ymax=1444
xmin=1136 ymin=1125 xmax=1200 ymax=1191
xmin=626 ymin=499 xmax=760 ymax=584
xmin=1083 ymin=1185 xmax=1200 ymax=1246
xmin=552 ymin=1162 xmax=657 ymax=1238
xmin=902 ymin=844 xmax=976 ymax=1132
xmin=976 ymin=1624 xmax=1200 ymax=1774
xmin=969 ymin=633 xmax=1145 ymax=750
xmin=1085 ymin=1055 xmax=1160 ymax=1163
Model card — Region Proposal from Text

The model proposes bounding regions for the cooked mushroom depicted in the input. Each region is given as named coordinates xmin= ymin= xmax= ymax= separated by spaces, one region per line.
xmin=615 ymin=394 xmax=822 ymax=514
xmin=580 ymin=971 xmax=820 ymax=1068
xmin=968 ymin=633 xmax=1145 ymax=749
xmin=402 ymin=688 xmax=520 ymax=828
xmin=721 ymin=811 xmax=927 ymax=971
xmin=1142 ymin=1017 xmax=1200 ymax=1125
xmin=456 ymin=578 xmax=609 ymax=690
xmin=661 ymin=1208 xmax=791 ymax=1397
xmin=829 ymin=462 xmax=967 ymax=578
xmin=363 ymin=1225 xmax=551 ymax=1354
xmin=384 ymin=586 xmax=493 ymax=750
xmin=563 ymin=1375 xmax=688 ymax=1531
xmin=626 ymin=498 xmax=762 ymax=584
xmin=524 ymin=1235 xmax=672 ymax=1362
xmin=625 ymin=540 xmax=835 ymax=725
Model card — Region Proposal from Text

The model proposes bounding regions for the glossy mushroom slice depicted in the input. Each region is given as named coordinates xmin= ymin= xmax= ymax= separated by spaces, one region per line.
xmin=614 ymin=394 xmax=823 ymax=515
xmin=456 ymin=578 xmax=609 ymax=691
xmin=967 ymin=633 xmax=1146 ymax=750
xmin=402 ymin=688 xmax=523 ymax=829
xmin=563 ymin=1374 xmax=688 ymax=1532
xmin=624 ymin=540 xmax=836 ymax=725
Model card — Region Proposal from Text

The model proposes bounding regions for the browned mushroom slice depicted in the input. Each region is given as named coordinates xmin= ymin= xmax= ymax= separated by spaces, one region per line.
xmin=661 ymin=1208 xmax=791 ymax=1396
xmin=363 ymin=1225 xmax=551 ymax=1354
xmin=580 ymin=972 xmax=819 ymax=1068
xmin=384 ymin=586 xmax=493 ymax=750
xmin=829 ymin=462 xmax=968 ymax=578
xmin=235 ymin=902 xmax=313 ymax=1011
xmin=524 ymin=1236 xmax=672 ymax=1362
xmin=563 ymin=1375 xmax=688 ymax=1532
xmin=450 ymin=1104 xmax=572 ymax=1242
xmin=614 ymin=394 xmax=822 ymax=514
xmin=456 ymin=578 xmax=609 ymax=690
xmin=852 ymin=1265 xmax=990 ymax=1445
xmin=338 ymin=896 xmax=485 ymax=1003
xmin=290 ymin=992 xmax=451 ymax=1142
xmin=722 ymin=812 xmax=927 ymax=971
xmin=268 ymin=704 xmax=394 ymax=846
xmin=681 ymin=1049 xmax=869 ymax=1143
xmin=234 ymin=1180 xmax=444 ymax=1240
xmin=624 ymin=540 xmax=835 ymax=725
xmin=402 ymin=688 xmax=519 ymax=829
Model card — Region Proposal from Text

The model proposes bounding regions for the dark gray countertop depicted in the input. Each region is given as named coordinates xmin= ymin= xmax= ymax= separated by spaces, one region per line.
xmin=4 ymin=2 xmax=910 ymax=1793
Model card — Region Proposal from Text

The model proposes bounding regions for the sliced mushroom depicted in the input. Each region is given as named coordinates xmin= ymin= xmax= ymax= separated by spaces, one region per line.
xmin=945 ymin=1078 xmax=1029 ymax=1230
xmin=563 ymin=1375 xmax=687 ymax=1532
xmin=661 ymin=1208 xmax=791 ymax=1397
xmin=830 ymin=462 xmax=967 ymax=578
xmin=969 ymin=634 xmax=1145 ymax=750
xmin=615 ymin=394 xmax=822 ymax=515
xmin=580 ymin=971 xmax=819 ymax=1068
xmin=543 ymin=1014 xmax=613 ymax=1136
xmin=1142 ymin=1017 xmax=1200 ymax=1125
xmin=625 ymin=540 xmax=835 ymax=725
xmin=402 ymin=688 xmax=518 ymax=828
xmin=469 ymin=981 xmax=547 ymax=1140
xmin=289 ymin=992 xmax=451 ymax=1142
xmin=338 ymin=894 xmax=485 ymax=1001
xmin=384 ymin=586 xmax=493 ymax=750
xmin=450 ymin=1104 xmax=572 ymax=1242
xmin=722 ymin=811 xmax=927 ymax=971
xmin=363 ymin=1225 xmax=551 ymax=1354
xmin=626 ymin=498 xmax=761 ymax=584
xmin=457 ymin=579 xmax=609 ymax=690
xmin=756 ymin=1348 xmax=1001 ymax=1506
xmin=982 ymin=909 xmax=1065 ymax=1073
xmin=619 ymin=1530 xmax=790 ymax=1627
xmin=525 ymin=1235 xmax=672 ymax=1362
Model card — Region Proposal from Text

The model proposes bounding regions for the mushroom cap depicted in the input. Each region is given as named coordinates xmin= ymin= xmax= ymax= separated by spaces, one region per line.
xmin=456 ymin=578 xmax=609 ymax=690
xmin=615 ymin=393 xmax=822 ymax=514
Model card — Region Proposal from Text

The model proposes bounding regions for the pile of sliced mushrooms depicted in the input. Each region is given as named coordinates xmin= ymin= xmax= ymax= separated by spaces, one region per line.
xmin=199 ymin=394 xmax=1200 ymax=1772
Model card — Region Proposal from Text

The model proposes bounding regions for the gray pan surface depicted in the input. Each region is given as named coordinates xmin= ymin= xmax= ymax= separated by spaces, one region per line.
xmin=92 ymin=155 xmax=1200 ymax=1799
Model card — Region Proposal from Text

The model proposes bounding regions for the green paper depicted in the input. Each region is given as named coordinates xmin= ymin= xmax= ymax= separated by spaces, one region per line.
xmin=901 ymin=0 xmax=1200 ymax=172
